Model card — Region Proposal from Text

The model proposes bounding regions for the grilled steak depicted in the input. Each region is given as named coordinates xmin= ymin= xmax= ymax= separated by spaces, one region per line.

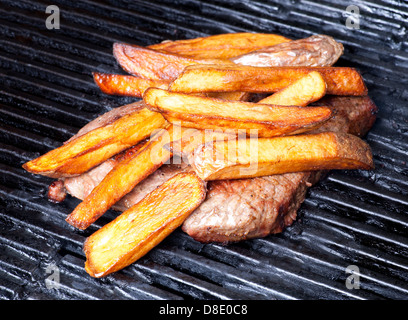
xmin=184 ymin=171 xmax=323 ymax=242
xmin=48 ymin=95 xmax=377 ymax=243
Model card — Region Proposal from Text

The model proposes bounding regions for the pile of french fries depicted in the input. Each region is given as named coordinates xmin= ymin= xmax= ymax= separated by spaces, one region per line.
xmin=23 ymin=33 xmax=374 ymax=277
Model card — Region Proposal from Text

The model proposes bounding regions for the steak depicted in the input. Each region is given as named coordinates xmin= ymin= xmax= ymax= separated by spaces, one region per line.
xmin=49 ymin=95 xmax=377 ymax=243
xmin=184 ymin=171 xmax=323 ymax=242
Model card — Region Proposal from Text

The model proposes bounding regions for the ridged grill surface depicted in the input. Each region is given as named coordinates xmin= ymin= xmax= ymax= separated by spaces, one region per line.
xmin=0 ymin=0 xmax=407 ymax=300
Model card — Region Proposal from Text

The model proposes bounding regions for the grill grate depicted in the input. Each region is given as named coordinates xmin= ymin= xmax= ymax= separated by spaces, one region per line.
xmin=0 ymin=0 xmax=407 ymax=300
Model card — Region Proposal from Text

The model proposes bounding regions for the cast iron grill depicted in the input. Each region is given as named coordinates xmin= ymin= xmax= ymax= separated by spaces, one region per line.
xmin=0 ymin=0 xmax=407 ymax=300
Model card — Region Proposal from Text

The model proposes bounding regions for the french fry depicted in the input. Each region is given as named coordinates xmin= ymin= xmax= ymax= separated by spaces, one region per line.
xmin=143 ymin=88 xmax=332 ymax=138
xmin=169 ymin=64 xmax=368 ymax=96
xmin=258 ymin=71 xmax=326 ymax=106
xmin=93 ymin=73 xmax=252 ymax=101
xmin=65 ymin=124 xmax=190 ymax=230
xmin=23 ymin=108 xmax=167 ymax=178
xmin=83 ymin=171 xmax=206 ymax=278
xmin=189 ymin=132 xmax=374 ymax=181
xmin=113 ymin=43 xmax=232 ymax=81
xmin=148 ymin=32 xmax=291 ymax=59
xmin=93 ymin=72 xmax=168 ymax=97
xmin=161 ymin=89 xmax=253 ymax=128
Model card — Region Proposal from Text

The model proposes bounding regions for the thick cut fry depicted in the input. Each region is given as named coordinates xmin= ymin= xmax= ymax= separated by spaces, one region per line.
xmin=113 ymin=43 xmax=232 ymax=81
xmin=258 ymin=71 xmax=326 ymax=106
xmin=93 ymin=72 xmax=251 ymax=101
xmin=83 ymin=172 xmax=206 ymax=278
xmin=65 ymin=124 xmax=189 ymax=230
xmin=169 ymin=64 xmax=367 ymax=96
xmin=189 ymin=132 xmax=374 ymax=181
xmin=158 ymin=87 xmax=255 ymax=129
xmin=93 ymin=72 xmax=168 ymax=97
xmin=23 ymin=108 xmax=167 ymax=178
xmin=164 ymin=90 xmax=252 ymax=127
xmin=148 ymin=32 xmax=291 ymax=59
xmin=143 ymin=88 xmax=332 ymax=138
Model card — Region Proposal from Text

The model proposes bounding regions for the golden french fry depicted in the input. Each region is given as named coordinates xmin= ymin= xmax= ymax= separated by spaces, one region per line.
xmin=157 ymin=87 xmax=254 ymax=130
xmin=259 ymin=71 xmax=326 ymax=106
xmin=113 ymin=43 xmax=232 ymax=81
xmin=143 ymin=88 xmax=332 ymax=138
xmin=169 ymin=64 xmax=367 ymax=96
xmin=189 ymin=132 xmax=374 ymax=181
xmin=23 ymin=108 xmax=167 ymax=178
xmin=65 ymin=124 xmax=190 ymax=230
xmin=83 ymin=171 xmax=206 ymax=278
xmin=93 ymin=72 xmax=169 ymax=97
xmin=148 ymin=32 xmax=291 ymax=59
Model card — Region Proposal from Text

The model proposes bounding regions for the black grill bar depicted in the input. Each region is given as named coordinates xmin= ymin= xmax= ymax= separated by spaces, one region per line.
xmin=0 ymin=0 xmax=407 ymax=300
